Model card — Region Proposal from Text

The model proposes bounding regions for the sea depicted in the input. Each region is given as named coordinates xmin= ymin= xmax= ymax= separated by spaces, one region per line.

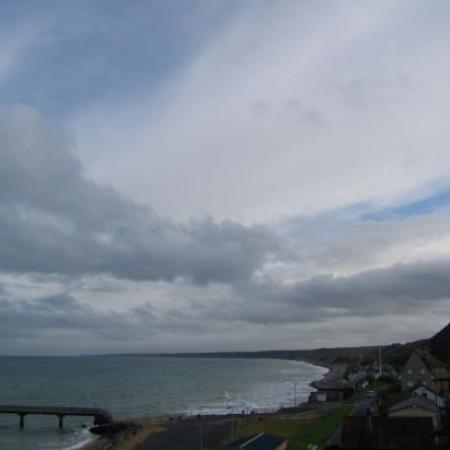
xmin=0 ymin=356 xmax=327 ymax=450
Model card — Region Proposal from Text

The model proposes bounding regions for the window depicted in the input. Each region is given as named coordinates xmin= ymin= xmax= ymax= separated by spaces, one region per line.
xmin=407 ymin=369 xmax=412 ymax=374
xmin=420 ymin=368 xmax=425 ymax=374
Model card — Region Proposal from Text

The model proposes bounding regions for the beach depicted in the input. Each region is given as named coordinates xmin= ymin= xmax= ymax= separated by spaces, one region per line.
xmin=81 ymin=400 xmax=343 ymax=450
xmin=0 ymin=356 xmax=326 ymax=450
xmin=80 ymin=363 xmax=335 ymax=450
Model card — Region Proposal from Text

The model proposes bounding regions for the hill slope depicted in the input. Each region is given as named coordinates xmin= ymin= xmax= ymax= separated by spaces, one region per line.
xmin=428 ymin=321 xmax=450 ymax=363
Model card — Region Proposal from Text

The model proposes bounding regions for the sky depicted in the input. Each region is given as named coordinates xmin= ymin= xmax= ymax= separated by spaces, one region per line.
xmin=2 ymin=0 xmax=450 ymax=355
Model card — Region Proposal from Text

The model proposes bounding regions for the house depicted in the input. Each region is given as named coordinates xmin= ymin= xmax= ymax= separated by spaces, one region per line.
xmin=414 ymin=385 xmax=446 ymax=409
xmin=380 ymin=366 xmax=400 ymax=382
xmin=401 ymin=348 xmax=449 ymax=394
xmin=223 ymin=433 xmax=287 ymax=450
xmin=388 ymin=395 xmax=442 ymax=430
xmin=340 ymin=416 xmax=435 ymax=449
xmin=308 ymin=380 xmax=348 ymax=402
xmin=348 ymin=371 xmax=369 ymax=390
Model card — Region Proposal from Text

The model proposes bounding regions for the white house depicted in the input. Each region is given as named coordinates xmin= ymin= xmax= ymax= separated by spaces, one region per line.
xmin=414 ymin=385 xmax=446 ymax=409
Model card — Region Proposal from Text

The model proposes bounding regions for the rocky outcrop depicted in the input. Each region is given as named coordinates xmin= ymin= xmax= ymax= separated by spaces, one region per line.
xmin=90 ymin=421 xmax=140 ymax=437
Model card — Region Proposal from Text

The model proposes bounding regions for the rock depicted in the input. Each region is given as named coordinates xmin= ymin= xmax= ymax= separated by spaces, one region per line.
xmin=90 ymin=422 xmax=137 ymax=437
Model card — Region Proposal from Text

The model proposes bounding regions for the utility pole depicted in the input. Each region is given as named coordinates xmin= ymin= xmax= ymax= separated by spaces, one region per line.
xmin=294 ymin=381 xmax=298 ymax=406
xmin=378 ymin=348 xmax=382 ymax=378
xmin=229 ymin=405 xmax=234 ymax=440
xmin=433 ymin=376 xmax=438 ymax=407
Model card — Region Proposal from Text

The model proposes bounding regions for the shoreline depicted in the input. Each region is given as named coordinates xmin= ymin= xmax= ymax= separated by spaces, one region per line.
xmin=79 ymin=358 xmax=334 ymax=450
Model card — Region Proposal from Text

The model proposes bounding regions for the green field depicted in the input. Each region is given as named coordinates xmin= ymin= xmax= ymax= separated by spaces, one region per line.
xmin=237 ymin=391 xmax=364 ymax=450
xmin=292 ymin=403 xmax=352 ymax=450
xmin=238 ymin=417 xmax=317 ymax=449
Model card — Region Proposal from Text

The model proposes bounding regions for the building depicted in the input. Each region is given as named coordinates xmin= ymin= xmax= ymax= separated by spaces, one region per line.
xmin=388 ymin=395 xmax=442 ymax=430
xmin=223 ymin=433 xmax=287 ymax=450
xmin=309 ymin=380 xmax=348 ymax=402
xmin=414 ymin=385 xmax=446 ymax=409
xmin=348 ymin=371 xmax=369 ymax=390
xmin=340 ymin=416 xmax=435 ymax=450
xmin=401 ymin=349 xmax=449 ymax=393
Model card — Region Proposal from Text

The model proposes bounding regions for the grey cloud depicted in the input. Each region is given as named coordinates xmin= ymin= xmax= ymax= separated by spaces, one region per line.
xmin=250 ymin=98 xmax=323 ymax=126
xmin=2 ymin=107 xmax=450 ymax=353
xmin=0 ymin=106 xmax=276 ymax=284
xmin=0 ymin=292 xmax=217 ymax=354
xmin=339 ymin=77 xmax=407 ymax=108
xmin=287 ymin=260 xmax=450 ymax=316
xmin=286 ymin=260 xmax=450 ymax=313
xmin=285 ymin=99 xmax=323 ymax=126
xmin=203 ymin=259 xmax=450 ymax=326
xmin=0 ymin=294 xmax=110 ymax=339
xmin=2 ymin=258 xmax=450 ymax=354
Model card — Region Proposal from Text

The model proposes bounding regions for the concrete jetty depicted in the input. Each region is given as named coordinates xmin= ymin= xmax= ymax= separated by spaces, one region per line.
xmin=0 ymin=405 xmax=113 ymax=429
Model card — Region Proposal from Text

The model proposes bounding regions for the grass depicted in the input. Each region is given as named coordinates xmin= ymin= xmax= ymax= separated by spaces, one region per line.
xmin=238 ymin=392 xmax=365 ymax=450
xmin=238 ymin=417 xmax=316 ymax=449
xmin=293 ymin=403 xmax=352 ymax=450
xmin=291 ymin=391 xmax=366 ymax=450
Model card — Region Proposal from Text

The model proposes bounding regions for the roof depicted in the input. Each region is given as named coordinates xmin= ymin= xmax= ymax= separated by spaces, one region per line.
xmin=348 ymin=371 xmax=369 ymax=383
xmin=340 ymin=416 xmax=434 ymax=450
xmin=415 ymin=348 xmax=447 ymax=372
xmin=224 ymin=433 xmax=286 ymax=450
xmin=314 ymin=380 xmax=348 ymax=391
xmin=389 ymin=396 xmax=440 ymax=414
xmin=414 ymin=384 xmax=445 ymax=399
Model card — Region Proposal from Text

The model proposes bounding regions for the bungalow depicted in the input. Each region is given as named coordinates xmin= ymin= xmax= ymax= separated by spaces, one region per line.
xmin=388 ymin=395 xmax=442 ymax=430
xmin=401 ymin=348 xmax=449 ymax=394
xmin=224 ymin=433 xmax=287 ymax=450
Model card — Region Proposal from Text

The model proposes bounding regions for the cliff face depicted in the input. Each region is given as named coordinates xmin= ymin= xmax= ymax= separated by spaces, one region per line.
xmin=428 ymin=321 xmax=450 ymax=363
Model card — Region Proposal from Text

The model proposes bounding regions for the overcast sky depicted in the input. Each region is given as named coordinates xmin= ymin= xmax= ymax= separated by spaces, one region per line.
xmin=2 ymin=0 xmax=450 ymax=355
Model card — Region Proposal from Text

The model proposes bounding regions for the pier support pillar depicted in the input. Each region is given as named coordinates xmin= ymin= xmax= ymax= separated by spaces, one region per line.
xmin=58 ymin=414 xmax=64 ymax=429
xmin=19 ymin=413 xmax=25 ymax=429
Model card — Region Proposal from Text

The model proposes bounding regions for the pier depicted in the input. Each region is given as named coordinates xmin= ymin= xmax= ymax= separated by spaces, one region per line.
xmin=0 ymin=405 xmax=113 ymax=429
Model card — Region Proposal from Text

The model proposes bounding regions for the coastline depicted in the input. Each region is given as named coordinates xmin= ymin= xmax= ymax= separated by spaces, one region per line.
xmin=78 ymin=418 xmax=165 ymax=450
xmin=309 ymin=363 xmax=346 ymax=389
xmin=79 ymin=358 xmax=333 ymax=450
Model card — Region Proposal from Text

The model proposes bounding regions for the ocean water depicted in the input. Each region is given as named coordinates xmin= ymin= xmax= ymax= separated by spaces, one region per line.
xmin=0 ymin=356 xmax=326 ymax=450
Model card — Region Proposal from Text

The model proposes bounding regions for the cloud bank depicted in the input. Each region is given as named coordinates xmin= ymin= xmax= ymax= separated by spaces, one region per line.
xmin=0 ymin=106 xmax=275 ymax=285
xmin=2 ymin=1 xmax=450 ymax=354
